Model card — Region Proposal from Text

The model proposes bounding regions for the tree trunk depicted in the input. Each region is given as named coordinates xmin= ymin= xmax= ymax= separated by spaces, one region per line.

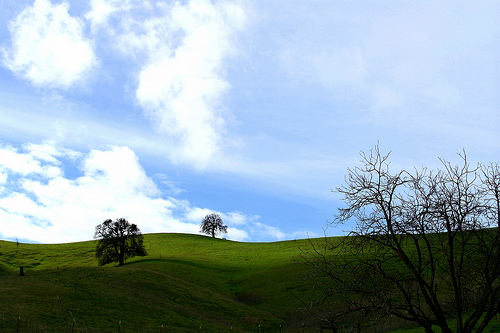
xmin=118 ymin=250 xmax=125 ymax=266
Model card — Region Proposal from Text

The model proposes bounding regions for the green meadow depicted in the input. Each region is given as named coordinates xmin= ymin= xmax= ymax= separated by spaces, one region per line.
xmin=0 ymin=233 xmax=320 ymax=332
xmin=1 ymin=233 xmax=499 ymax=332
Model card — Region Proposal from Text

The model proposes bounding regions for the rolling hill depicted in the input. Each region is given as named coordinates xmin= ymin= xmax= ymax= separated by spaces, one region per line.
xmin=4 ymin=233 xmax=498 ymax=332
xmin=0 ymin=233 xmax=319 ymax=332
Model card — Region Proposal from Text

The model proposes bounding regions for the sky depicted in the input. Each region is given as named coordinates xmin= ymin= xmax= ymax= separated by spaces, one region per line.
xmin=0 ymin=0 xmax=498 ymax=243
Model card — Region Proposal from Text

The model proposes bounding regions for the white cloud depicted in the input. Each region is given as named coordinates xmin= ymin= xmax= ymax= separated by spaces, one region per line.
xmin=252 ymin=222 xmax=286 ymax=241
xmin=0 ymin=146 xmax=43 ymax=176
xmin=0 ymin=144 xmax=63 ymax=178
xmin=85 ymin=0 xmax=150 ymax=31
xmin=226 ymin=227 xmax=249 ymax=242
xmin=81 ymin=146 xmax=159 ymax=196
xmin=120 ymin=0 xmax=247 ymax=168
xmin=0 ymin=143 xmax=277 ymax=243
xmin=184 ymin=207 xmax=214 ymax=224
xmin=0 ymin=145 xmax=194 ymax=242
xmin=85 ymin=0 xmax=128 ymax=29
xmin=223 ymin=211 xmax=254 ymax=226
xmin=3 ymin=0 xmax=248 ymax=169
xmin=2 ymin=0 xmax=97 ymax=89
xmin=153 ymin=174 xmax=185 ymax=196
xmin=0 ymin=193 xmax=45 ymax=222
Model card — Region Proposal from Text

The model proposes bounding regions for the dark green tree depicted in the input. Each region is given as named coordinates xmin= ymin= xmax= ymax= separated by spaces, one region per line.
xmin=94 ymin=218 xmax=147 ymax=266
xmin=200 ymin=213 xmax=227 ymax=238
xmin=302 ymin=145 xmax=500 ymax=333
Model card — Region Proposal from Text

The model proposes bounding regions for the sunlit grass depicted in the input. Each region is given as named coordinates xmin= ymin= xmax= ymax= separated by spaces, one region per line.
xmin=0 ymin=233 xmax=317 ymax=332
xmin=1 ymin=233 xmax=498 ymax=332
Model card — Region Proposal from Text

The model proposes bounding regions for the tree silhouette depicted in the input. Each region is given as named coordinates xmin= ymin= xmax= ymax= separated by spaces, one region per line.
xmin=94 ymin=218 xmax=147 ymax=266
xmin=302 ymin=145 xmax=500 ymax=333
xmin=200 ymin=213 xmax=227 ymax=238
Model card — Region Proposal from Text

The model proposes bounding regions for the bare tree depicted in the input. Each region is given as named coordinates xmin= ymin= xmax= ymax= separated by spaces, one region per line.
xmin=200 ymin=213 xmax=227 ymax=238
xmin=302 ymin=145 xmax=500 ymax=333
xmin=94 ymin=218 xmax=147 ymax=266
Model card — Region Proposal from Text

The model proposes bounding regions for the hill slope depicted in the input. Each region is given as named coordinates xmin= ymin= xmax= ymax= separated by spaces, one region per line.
xmin=0 ymin=233 xmax=318 ymax=332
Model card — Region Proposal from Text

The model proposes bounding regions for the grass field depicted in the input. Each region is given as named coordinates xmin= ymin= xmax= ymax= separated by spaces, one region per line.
xmin=0 ymin=233 xmax=321 ymax=332
xmin=1 ymin=233 xmax=499 ymax=332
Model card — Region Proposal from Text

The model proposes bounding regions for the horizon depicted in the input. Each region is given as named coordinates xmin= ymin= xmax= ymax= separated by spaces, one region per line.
xmin=0 ymin=0 xmax=498 ymax=243
xmin=4 ymin=230 xmax=331 ymax=245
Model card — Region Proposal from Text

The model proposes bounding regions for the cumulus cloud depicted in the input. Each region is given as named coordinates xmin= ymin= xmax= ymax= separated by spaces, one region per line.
xmin=109 ymin=0 xmax=247 ymax=168
xmin=0 ymin=142 xmax=281 ymax=243
xmin=2 ymin=0 xmax=97 ymax=89
xmin=0 ymin=144 xmax=64 ymax=178
xmin=85 ymin=0 xmax=136 ymax=29
xmin=2 ymin=0 xmax=247 ymax=168
xmin=0 ymin=144 xmax=193 ymax=242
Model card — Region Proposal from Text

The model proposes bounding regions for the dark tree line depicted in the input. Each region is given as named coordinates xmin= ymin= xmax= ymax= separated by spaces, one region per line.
xmin=303 ymin=145 xmax=500 ymax=333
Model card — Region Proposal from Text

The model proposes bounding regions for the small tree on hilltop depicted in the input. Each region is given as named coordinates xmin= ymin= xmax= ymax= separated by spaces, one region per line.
xmin=200 ymin=213 xmax=227 ymax=238
xmin=94 ymin=218 xmax=147 ymax=266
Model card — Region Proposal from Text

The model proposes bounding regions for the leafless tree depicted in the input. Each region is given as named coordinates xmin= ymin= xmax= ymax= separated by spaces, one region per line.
xmin=200 ymin=213 xmax=227 ymax=238
xmin=302 ymin=145 xmax=500 ymax=333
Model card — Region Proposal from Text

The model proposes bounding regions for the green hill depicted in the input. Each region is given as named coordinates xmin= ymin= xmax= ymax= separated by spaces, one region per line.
xmin=0 ymin=233 xmax=319 ymax=332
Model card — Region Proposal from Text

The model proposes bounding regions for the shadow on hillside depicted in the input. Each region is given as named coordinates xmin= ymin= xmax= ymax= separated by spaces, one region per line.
xmin=234 ymin=291 xmax=267 ymax=305
xmin=124 ymin=257 xmax=216 ymax=270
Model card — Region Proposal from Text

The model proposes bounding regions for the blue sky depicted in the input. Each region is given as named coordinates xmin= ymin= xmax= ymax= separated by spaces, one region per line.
xmin=0 ymin=0 xmax=498 ymax=243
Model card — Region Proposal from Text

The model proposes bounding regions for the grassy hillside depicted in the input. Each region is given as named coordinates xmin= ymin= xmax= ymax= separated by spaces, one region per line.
xmin=3 ymin=233 xmax=498 ymax=332
xmin=0 ymin=233 xmax=319 ymax=332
